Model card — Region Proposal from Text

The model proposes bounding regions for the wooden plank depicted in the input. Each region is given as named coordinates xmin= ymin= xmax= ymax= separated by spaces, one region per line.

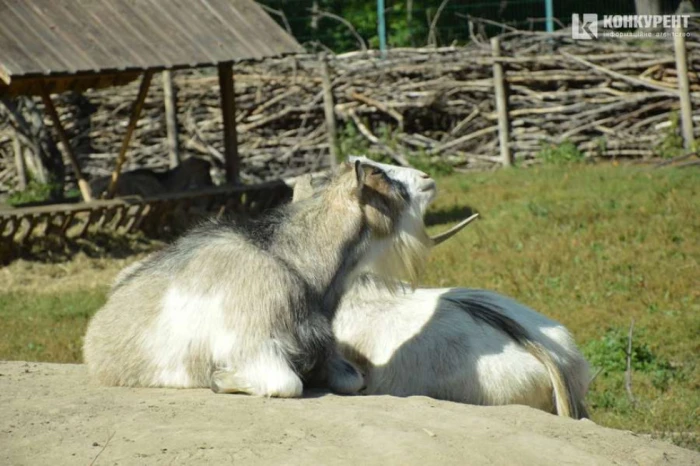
xmin=12 ymin=134 xmax=27 ymax=190
xmin=106 ymin=70 xmax=154 ymax=198
xmin=219 ymin=62 xmax=239 ymax=184
xmin=0 ymin=180 xmax=284 ymax=218
xmin=162 ymin=70 xmax=180 ymax=168
xmin=40 ymin=84 xmax=94 ymax=201
xmin=491 ymin=37 xmax=512 ymax=167
xmin=1 ymin=73 xmax=140 ymax=97
xmin=321 ymin=54 xmax=339 ymax=168
xmin=673 ymin=26 xmax=694 ymax=150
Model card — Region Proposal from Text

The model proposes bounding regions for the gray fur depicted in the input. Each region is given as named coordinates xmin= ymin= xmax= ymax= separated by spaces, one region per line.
xmin=84 ymin=161 xmax=433 ymax=397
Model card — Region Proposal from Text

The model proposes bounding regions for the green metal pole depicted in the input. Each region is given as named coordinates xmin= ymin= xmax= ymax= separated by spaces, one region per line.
xmin=377 ymin=0 xmax=387 ymax=56
xmin=544 ymin=0 xmax=554 ymax=32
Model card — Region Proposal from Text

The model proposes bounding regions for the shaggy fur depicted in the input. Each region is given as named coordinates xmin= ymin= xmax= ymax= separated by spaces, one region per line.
xmin=84 ymin=161 xmax=435 ymax=397
xmin=295 ymin=157 xmax=435 ymax=287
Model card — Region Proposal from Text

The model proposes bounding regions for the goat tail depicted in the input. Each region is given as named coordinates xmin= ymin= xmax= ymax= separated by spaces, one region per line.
xmin=522 ymin=341 xmax=579 ymax=419
xmin=442 ymin=291 xmax=587 ymax=419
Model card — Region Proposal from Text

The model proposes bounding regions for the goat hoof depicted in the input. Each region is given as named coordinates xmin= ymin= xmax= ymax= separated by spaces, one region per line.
xmin=328 ymin=359 xmax=365 ymax=395
xmin=210 ymin=370 xmax=249 ymax=395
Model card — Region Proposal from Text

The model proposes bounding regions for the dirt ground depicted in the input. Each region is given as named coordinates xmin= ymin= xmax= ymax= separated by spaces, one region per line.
xmin=1 ymin=361 xmax=698 ymax=466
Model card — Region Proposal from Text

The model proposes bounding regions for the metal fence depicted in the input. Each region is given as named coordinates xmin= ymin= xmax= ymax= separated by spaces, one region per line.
xmin=258 ymin=0 xmax=645 ymax=52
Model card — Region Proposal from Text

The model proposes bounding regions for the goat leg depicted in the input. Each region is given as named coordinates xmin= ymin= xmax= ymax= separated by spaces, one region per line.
xmin=210 ymin=366 xmax=303 ymax=398
xmin=324 ymin=351 xmax=365 ymax=395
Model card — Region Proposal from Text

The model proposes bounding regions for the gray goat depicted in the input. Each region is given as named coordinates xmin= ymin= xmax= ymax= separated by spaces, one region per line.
xmin=84 ymin=161 xmax=436 ymax=397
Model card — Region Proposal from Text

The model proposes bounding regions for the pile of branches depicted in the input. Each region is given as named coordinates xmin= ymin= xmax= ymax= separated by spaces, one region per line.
xmin=1 ymin=28 xmax=699 ymax=194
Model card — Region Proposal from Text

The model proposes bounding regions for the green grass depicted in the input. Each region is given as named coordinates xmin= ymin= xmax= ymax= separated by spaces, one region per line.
xmin=0 ymin=163 xmax=698 ymax=449
xmin=0 ymin=290 xmax=107 ymax=362
xmin=422 ymin=163 xmax=699 ymax=450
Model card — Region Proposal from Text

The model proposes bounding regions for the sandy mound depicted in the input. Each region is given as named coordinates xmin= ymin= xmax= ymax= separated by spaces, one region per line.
xmin=1 ymin=361 xmax=697 ymax=466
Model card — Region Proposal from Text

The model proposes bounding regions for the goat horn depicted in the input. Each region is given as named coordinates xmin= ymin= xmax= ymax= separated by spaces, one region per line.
xmin=430 ymin=213 xmax=480 ymax=246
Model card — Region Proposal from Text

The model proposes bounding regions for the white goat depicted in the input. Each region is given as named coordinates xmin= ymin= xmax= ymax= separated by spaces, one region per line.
xmin=84 ymin=161 xmax=437 ymax=397
xmin=294 ymin=158 xmax=590 ymax=418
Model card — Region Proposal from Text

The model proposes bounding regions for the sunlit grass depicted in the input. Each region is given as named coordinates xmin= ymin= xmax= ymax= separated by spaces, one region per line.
xmin=424 ymin=163 xmax=699 ymax=450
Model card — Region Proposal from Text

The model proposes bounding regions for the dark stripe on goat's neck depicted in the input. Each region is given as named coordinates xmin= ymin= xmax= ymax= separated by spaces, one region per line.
xmin=320 ymin=226 xmax=371 ymax=317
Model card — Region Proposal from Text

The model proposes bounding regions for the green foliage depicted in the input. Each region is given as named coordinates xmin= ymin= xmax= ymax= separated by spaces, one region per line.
xmin=338 ymin=121 xmax=454 ymax=177
xmin=260 ymin=1 xmax=640 ymax=52
xmin=656 ymin=112 xmax=686 ymax=159
xmin=407 ymin=152 xmax=453 ymax=177
xmin=7 ymin=180 xmax=62 ymax=206
xmin=537 ymin=141 xmax=585 ymax=165
xmin=338 ymin=122 xmax=370 ymax=157
xmin=583 ymin=327 xmax=680 ymax=391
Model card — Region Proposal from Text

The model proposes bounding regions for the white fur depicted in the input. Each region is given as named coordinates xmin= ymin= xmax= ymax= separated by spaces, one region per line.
xmin=144 ymin=288 xmax=233 ymax=387
xmin=334 ymin=282 xmax=589 ymax=413
xmin=348 ymin=156 xmax=436 ymax=213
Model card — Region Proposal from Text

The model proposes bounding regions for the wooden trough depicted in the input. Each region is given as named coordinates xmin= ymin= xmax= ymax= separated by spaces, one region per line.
xmin=0 ymin=180 xmax=292 ymax=246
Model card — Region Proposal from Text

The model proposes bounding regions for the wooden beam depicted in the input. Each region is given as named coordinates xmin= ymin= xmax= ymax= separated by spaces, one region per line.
xmin=2 ymin=98 xmax=48 ymax=183
xmin=12 ymin=134 xmax=27 ymax=190
xmin=40 ymin=85 xmax=93 ymax=201
xmin=162 ymin=70 xmax=180 ymax=168
xmin=321 ymin=54 xmax=339 ymax=168
xmin=218 ymin=62 xmax=239 ymax=184
xmin=673 ymin=26 xmax=694 ymax=150
xmin=491 ymin=37 xmax=512 ymax=167
xmin=106 ymin=70 xmax=154 ymax=199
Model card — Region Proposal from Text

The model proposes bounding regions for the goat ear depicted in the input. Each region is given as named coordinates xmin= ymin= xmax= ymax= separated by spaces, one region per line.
xmin=292 ymin=175 xmax=314 ymax=202
xmin=354 ymin=160 xmax=366 ymax=188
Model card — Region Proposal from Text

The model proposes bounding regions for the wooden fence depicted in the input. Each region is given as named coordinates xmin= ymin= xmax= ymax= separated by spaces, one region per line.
xmin=1 ymin=29 xmax=699 ymax=252
xmin=2 ymin=30 xmax=699 ymax=196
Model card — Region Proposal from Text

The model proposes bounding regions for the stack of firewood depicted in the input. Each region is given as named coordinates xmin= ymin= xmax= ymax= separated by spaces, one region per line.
xmin=1 ymin=29 xmax=698 ymax=194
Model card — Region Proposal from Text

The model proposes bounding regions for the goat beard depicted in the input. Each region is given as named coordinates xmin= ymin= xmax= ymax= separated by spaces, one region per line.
xmin=370 ymin=217 xmax=432 ymax=289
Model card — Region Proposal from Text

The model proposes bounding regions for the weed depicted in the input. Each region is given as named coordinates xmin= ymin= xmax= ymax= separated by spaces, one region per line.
xmin=7 ymin=180 xmax=63 ymax=206
xmin=407 ymin=151 xmax=454 ymax=177
xmin=656 ymin=112 xmax=686 ymax=159
xmin=537 ymin=141 xmax=585 ymax=164
xmin=583 ymin=327 xmax=680 ymax=391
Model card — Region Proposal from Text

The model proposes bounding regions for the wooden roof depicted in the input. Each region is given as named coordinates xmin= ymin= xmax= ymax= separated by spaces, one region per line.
xmin=0 ymin=0 xmax=303 ymax=95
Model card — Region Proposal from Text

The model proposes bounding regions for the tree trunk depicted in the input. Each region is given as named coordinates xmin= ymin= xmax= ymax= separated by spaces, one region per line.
xmin=635 ymin=0 xmax=663 ymax=32
xmin=1 ymin=97 xmax=65 ymax=200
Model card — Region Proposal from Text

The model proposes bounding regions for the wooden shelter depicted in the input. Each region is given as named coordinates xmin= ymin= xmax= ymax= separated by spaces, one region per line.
xmin=0 ymin=0 xmax=303 ymax=201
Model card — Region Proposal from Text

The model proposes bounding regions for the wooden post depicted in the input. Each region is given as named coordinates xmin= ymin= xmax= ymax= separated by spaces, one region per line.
xmin=321 ymin=54 xmax=339 ymax=168
xmin=12 ymin=134 xmax=27 ymax=190
xmin=491 ymin=37 xmax=512 ymax=167
xmin=162 ymin=70 xmax=180 ymax=169
xmin=218 ymin=62 xmax=239 ymax=184
xmin=674 ymin=26 xmax=694 ymax=150
xmin=40 ymin=85 xmax=93 ymax=201
xmin=106 ymin=70 xmax=154 ymax=199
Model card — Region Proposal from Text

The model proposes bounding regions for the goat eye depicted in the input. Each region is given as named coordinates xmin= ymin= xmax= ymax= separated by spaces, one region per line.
xmin=371 ymin=168 xmax=382 ymax=176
